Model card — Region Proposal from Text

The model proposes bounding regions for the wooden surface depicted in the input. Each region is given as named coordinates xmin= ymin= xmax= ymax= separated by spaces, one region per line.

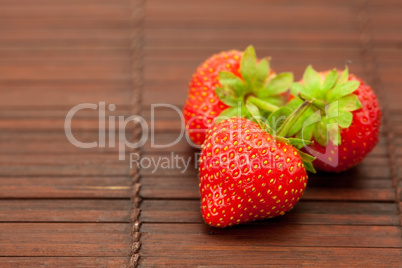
xmin=0 ymin=0 xmax=140 ymax=267
xmin=138 ymin=0 xmax=402 ymax=267
xmin=0 ymin=0 xmax=401 ymax=267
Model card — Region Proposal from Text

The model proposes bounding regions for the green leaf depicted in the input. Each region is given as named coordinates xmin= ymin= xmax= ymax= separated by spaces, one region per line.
xmin=297 ymin=149 xmax=316 ymax=173
xmin=240 ymin=103 xmax=249 ymax=118
xmin=303 ymin=161 xmax=316 ymax=173
xmin=255 ymin=58 xmax=270 ymax=88
xmin=298 ymin=149 xmax=316 ymax=163
xmin=240 ymin=45 xmax=257 ymax=85
xmin=288 ymin=106 xmax=318 ymax=137
xmin=338 ymin=94 xmax=362 ymax=112
xmin=336 ymin=67 xmax=349 ymax=86
xmin=327 ymin=123 xmax=341 ymax=146
xmin=326 ymin=101 xmax=339 ymax=119
xmin=295 ymin=122 xmax=315 ymax=142
xmin=302 ymin=65 xmax=322 ymax=94
xmin=267 ymin=107 xmax=291 ymax=132
xmin=262 ymin=72 xmax=294 ymax=97
xmin=338 ymin=110 xmax=353 ymax=128
xmin=286 ymin=97 xmax=304 ymax=111
xmin=245 ymin=101 xmax=261 ymax=122
xmin=322 ymin=69 xmax=338 ymax=91
xmin=290 ymin=82 xmax=306 ymax=97
xmin=327 ymin=80 xmax=360 ymax=102
xmin=218 ymin=71 xmax=246 ymax=96
xmin=288 ymin=138 xmax=312 ymax=149
xmin=215 ymin=87 xmax=238 ymax=107
xmin=260 ymin=96 xmax=286 ymax=107
xmin=313 ymin=121 xmax=328 ymax=146
xmin=219 ymin=71 xmax=240 ymax=86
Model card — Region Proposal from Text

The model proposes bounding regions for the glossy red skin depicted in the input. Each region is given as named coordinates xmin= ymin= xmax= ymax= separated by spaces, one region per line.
xmin=302 ymin=75 xmax=381 ymax=172
xmin=199 ymin=118 xmax=308 ymax=227
xmin=183 ymin=50 xmax=242 ymax=146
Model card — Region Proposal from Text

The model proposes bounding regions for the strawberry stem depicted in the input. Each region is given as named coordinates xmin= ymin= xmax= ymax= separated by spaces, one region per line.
xmin=247 ymin=96 xmax=279 ymax=113
xmin=298 ymin=92 xmax=326 ymax=110
xmin=276 ymin=100 xmax=313 ymax=137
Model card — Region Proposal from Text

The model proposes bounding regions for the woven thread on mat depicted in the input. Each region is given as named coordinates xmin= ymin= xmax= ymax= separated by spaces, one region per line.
xmin=129 ymin=0 xmax=145 ymax=267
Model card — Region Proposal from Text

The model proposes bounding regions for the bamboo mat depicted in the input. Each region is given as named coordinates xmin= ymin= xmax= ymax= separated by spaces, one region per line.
xmin=0 ymin=0 xmax=401 ymax=267
xmin=138 ymin=0 xmax=402 ymax=266
xmin=0 ymin=0 xmax=141 ymax=266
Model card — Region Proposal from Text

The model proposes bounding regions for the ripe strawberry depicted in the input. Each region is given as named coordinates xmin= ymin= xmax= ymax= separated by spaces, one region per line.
xmin=199 ymin=116 xmax=314 ymax=228
xmin=287 ymin=66 xmax=381 ymax=172
xmin=183 ymin=46 xmax=293 ymax=146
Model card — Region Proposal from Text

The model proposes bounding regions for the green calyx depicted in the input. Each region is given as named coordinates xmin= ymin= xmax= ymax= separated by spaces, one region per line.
xmin=213 ymin=48 xmax=325 ymax=173
xmin=287 ymin=65 xmax=363 ymax=147
xmin=245 ymin=99 xmax=316 ymax=173
xmin=215 ymin=45 xmax=293 ymax=121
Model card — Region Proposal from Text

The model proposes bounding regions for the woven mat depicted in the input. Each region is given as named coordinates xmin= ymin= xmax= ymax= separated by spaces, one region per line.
xmin=0 ymin=0 xmax=401 ymax=267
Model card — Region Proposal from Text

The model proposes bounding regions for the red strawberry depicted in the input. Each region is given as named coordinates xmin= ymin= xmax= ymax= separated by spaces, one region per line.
xmin=183 ymin=46 xmax=293 ymax=146
xmin=183 ymin=50 xmax=242 ymax=145
xmin=287 ymin=66 xmax=381 ymax=172
xmin=199 ymin=116 xmax=314 ymax=228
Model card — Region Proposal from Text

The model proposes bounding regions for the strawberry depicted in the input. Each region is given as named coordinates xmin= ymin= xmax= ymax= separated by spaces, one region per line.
xmin=199 ymin=101 xmax=315 ymax=227
xmin=183 ymin=45 xmax=293 ymax=146
xmin=287 ymin=66 xmax=381 ymax=172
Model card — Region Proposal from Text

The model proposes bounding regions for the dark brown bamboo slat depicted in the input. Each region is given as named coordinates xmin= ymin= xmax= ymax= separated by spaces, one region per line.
xmin=0 ymin=83 xmax=132 ymax=108
xmin=0 ymin=60 xmax=131 ymax=80
xmin=0 ymin=200 xmax=131 ymax=222
xmin=0 ymin=223 xmax=132 ymax=257
xmin=0 ymin=165 xmax=134 ymax=177
xmin=140 ymin=177 xmax=395 ymax=202
xmin=0 ymin=177 xmax=131 ymax=199
xmin=139 ymin=248 xmax=402 ymax=267
xmin=0 ymin=1 xmax=132 ymax=18
xmin=0 ymin=257 xmax=131 ymax=268
xmin=0 ymin=141 xmax=130 ymax=154
xmin=141 ymin=223 xmax=401 ymax=248
xmin=0 ymin=118 xmax=137 ymax=131
xmin=140 ymin=200 xmax=399 ymax=226
xmin=0 ymin=131 xmax=136 ymax=141
xmin=0 ymin=154 xmax=129 ymax=165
